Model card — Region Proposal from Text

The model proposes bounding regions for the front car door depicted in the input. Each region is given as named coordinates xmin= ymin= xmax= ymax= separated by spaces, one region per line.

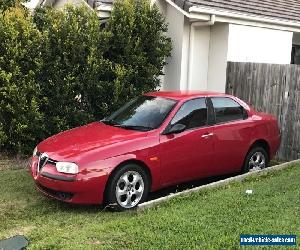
xmin=208 ymin=97 xmax=252 ymax=175
xmin=159 ymin=98 xmax=215 ymax=187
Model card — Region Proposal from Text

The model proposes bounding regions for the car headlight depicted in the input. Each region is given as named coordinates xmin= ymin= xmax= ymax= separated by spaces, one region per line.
xmin=33 ymin=147 xmax=38 ymax=157
xmin=56 ymin=162 xmax=79 ymax=174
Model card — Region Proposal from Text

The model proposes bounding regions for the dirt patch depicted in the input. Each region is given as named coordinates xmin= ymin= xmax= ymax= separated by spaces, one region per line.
xmin=0 ymin=156 xmax=29 ymax=171
xmin=2 ymin=225 xmax=36 ymax=239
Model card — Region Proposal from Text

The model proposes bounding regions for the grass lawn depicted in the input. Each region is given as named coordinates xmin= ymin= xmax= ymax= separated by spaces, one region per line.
xmin=0 ymin=158 xmax=299 ymax=249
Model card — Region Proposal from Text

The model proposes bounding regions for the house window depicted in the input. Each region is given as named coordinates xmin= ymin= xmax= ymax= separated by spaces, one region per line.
xmin=291 ymin=45 xmax=300 ymax=65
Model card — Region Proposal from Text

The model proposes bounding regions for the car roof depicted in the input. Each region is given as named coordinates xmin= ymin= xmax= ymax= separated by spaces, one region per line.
xmin=145 ymin=91 xmax=228 ymax=101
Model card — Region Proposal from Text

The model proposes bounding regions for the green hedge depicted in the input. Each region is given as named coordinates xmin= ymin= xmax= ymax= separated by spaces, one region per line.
xmin=0 ymin=0 xmax=172 ymax=155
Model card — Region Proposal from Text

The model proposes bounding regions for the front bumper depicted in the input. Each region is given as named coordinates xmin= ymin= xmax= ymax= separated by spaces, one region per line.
xmin=30 ymin=157 xmax=109 ymax=205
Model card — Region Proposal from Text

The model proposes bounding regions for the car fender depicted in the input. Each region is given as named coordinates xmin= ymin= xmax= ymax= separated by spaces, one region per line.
xmin=82 ymin=151 xmax=161 ymax=192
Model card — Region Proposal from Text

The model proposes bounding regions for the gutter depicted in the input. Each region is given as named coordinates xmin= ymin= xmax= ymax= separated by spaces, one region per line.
xmin=187 ymin=14 xmax=216 ymax=89
xmin=164 ymin=0 xmax=204 ymax=20
xmin=189 ymin=6 xmax=300 ymax=31
xmin=164 ymin=0 xmax=300 ymax=32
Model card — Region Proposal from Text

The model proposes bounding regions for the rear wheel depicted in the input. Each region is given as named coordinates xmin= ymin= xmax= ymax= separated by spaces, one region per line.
xmin=105 ymin=164 xmax=150 ymax=212
xmin=242 ymin=146 xmax=269 ymax=173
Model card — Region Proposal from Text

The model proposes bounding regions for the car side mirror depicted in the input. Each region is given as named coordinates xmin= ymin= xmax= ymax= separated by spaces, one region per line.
xmin=165 ymin=124 xmax=186 ymax=135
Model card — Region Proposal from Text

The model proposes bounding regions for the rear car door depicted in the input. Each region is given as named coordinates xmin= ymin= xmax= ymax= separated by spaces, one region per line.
xmin=159 ymin=98 xmax=215 ymax=186
xmin=209 ymin=97 xmax=252 ymax=174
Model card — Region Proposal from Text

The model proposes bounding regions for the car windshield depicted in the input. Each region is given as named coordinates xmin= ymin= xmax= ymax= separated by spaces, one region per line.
xmin=102 ymin=96 xmax=177 ymax=131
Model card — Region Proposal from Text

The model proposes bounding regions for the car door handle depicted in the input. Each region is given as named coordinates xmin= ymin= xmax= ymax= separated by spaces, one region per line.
xmin=201 ymin=133 xmax=214 ymax=138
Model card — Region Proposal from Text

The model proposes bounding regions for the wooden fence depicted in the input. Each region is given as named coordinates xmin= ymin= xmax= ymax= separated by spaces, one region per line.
xmin=226 ymin=62 xmax=300 ymax=160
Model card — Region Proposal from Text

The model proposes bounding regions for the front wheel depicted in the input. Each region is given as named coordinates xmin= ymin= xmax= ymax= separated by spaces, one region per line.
xmin=105 ymin=164 xmax=150 ymax=212
xmin=242 ymin=146 xmax=269 ymax=173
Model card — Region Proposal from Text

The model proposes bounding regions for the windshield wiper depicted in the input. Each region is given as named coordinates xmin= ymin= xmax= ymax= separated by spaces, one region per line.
xmin=102 ymin=120 xmax=152 ymax=131
xmin=101 ymin=119 xmax=118 ymax=126
xmin=115 ymin=124 xmax=153 ymax=131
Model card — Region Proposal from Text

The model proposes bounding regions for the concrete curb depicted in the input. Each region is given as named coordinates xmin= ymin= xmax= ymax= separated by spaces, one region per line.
xmin=137 ymin=159 xmax=300 ymax=211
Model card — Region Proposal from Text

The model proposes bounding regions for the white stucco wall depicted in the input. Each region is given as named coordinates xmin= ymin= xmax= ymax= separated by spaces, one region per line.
xmin=154 ymin=0 xmax=167 ymax=14
xmin=186 ymin=23 xmax=230 ymax=92
xmin=158 ymin=4 xmax=295 ymax=92
xmin=227 ymin=24 xmax=293 ymax=64
xmin=162 ymin=4 xmax=186 ymax=90
xmin=207 ymin=23 xmax=229 ymax=92
xmin=186 ymin=23 xmax=293 ymax=93
xmin=22 ymin=0 xmax=41 ymax=9
xmin=188 ymin=26 xmax=211 ymax=90
xmin=179 ymin=19 xmax=192 ymax=90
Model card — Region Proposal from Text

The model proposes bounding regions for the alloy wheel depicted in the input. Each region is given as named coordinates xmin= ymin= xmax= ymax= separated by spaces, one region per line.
xmin=248 ymin=151 xmax=266 ymax=172
xmin=115 ymin=171 xmax=145 ymax=209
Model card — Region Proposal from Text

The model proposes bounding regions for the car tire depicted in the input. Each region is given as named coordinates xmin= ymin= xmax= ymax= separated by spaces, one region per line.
xmin=105 ymin=163 xmax=150 ymax=212
xmin=242 ymin=146 xmax=269 ymax=173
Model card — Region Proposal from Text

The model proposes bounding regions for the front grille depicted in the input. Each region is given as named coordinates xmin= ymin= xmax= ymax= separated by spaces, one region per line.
xmin=37 ymin=151 xmax=57 ymax=172
xmin=36 ymin=183 xmax=74 ymax=201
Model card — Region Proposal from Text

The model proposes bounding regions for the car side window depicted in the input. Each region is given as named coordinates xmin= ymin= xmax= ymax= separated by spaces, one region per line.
xmin=170 ymin=98 xmax=208 ymax=130
xmin=211 ymin=97 xmax=247 ymax=124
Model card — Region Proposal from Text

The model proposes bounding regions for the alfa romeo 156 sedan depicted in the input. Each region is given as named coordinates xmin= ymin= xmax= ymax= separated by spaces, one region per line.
xmin=31 ymin=91 xmax=280 ymax=211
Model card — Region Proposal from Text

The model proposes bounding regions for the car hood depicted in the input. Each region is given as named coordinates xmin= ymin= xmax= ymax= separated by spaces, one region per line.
xmin=38 ymin=122 xmax=149 ymax=161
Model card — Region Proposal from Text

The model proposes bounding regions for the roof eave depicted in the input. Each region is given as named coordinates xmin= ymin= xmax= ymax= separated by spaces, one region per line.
xmin=164 ymin=0 xmax=300 ymax=33
xmin=189 ymin=6 xmax=300 ymax=33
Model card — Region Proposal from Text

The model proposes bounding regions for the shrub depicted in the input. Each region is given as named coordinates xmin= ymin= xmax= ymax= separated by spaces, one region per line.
xmin=33 ymin=6 xmax=111 ymax=135
xmin=0 ymin=7 xmax=44 ymax=154
xmin=0 ymin=0 xmax=172 ymax=155
xmin=0 ymin=0 xmax=20 ymax=11
xmin=106 ymin=0 xmax=172 ymax=109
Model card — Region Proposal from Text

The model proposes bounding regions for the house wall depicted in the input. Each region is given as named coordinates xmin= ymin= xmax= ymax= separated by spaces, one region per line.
xmin=162 ymin=4 xmax=187 ymax=90
xmin=187 ymin=23 xmax=230 ymax=92
xmin=23 ymin=0 xmax=43 ymax=9
xmin=188 ymin=26 xmax=211 ymax=90
xmin=207 ymin=23 xmax=229 ymax=92
xmin=155 ymin=3 xmax=295 ymax=92
xmin=180 ymin=19 xmax=191 ymax=90
xmin=185 ymin=23 xmax=293 ymax=93
xmin=227 ymin=24 xmax=293 ymax=64
xmin=154 ymin=0 xmax=167 ymax=14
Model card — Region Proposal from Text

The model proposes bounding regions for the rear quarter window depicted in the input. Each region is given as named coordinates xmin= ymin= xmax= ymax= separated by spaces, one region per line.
xmin=211 ymin=97 xmax=247 ymax=124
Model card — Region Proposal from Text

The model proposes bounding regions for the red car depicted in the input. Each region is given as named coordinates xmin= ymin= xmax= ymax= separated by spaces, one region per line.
xmin=31 ymin=91 xmax=280 ymax=211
